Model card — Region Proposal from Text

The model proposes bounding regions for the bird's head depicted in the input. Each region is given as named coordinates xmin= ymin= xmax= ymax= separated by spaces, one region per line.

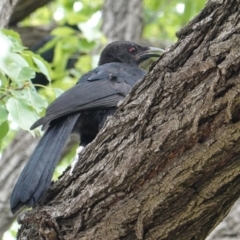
xmin=98 ymin=41 xmax=164 ymax=66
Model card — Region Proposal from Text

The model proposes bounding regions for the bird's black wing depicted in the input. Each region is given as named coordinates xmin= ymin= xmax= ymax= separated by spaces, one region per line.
xmin=31 ymin=63 xmax=145 ymax=129
xmin=11 ymin=114 xmax=80 ymax=213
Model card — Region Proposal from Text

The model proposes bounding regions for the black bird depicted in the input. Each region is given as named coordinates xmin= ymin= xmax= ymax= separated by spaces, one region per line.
xmin=10 ymin=41 xmax=163 ymax=214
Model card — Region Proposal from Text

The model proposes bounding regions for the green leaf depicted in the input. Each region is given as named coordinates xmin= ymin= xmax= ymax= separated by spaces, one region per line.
xmin=36 ymin=37 xmax=58 ymax=54
xmin=6 ymin=97 xmax=38 ymax=131
xmin=1 ymin=29 xmax=25 ymax=52
xmin=0 ymin=72 xmax=9 ymax=88
xmin=29 ymin=91 xmax=48 ymax=113
xmin=8 ymin=52 xmax=28 ymax=66
xmin=22 ymin=51 xmax=51 ymax=82
xmin=0 ymin=105 xmax=8 ymax=125
xmin=12 ymin=89 xmax=48 ymax=114
xmin=2 ymin=53 xmax=35 ymax=82
xmin=0 ymin=121 xmax=9 ymax=140
xmin=52 ymin=26 xmax=75 ymax=37
xmin=33 ymin=56 xmax=51 ymax=81
xmin=66 ymin=13 xmax=89 ymax=24
xmin=11 ymin=88 xmax=29 ymax=100
xmin=17 ymin=66 xmax=36 ymax=81
xmin=78 ymin=39 xmax=96 ymax=51
xmin=52 ymin=41 xmax=68 ymax=75
xmin=1 ymin=29 xmax=21 ymax=42
xmin=9 ymin=36 xmax=26 ymax=52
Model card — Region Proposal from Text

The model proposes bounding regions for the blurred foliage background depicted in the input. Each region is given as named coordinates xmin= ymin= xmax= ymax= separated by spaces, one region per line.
xmin=0 ymin=0 xmax=206 ymax=238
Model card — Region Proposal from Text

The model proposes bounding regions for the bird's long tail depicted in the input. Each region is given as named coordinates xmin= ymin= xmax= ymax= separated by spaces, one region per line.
xmin=10 ymin=114 xmax=80 ymax=214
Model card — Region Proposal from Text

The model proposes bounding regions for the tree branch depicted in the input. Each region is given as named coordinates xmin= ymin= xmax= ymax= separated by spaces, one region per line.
xmin=0 ymin=0 xmax=146 ymax=238
xmin=0 ymin=131 xmax=37 ymax=237
xmin=102 ymin=0 xmax=143 ymax=42
xmin=9 ymin=0 xmax=53 ymax=26
xmin=0 ymin=0 xmax=19 ymax=27
xmin=206 ymin=199 xmax=240 ymax=239
xmin=16 ymin=0 xmax=240 ymax=239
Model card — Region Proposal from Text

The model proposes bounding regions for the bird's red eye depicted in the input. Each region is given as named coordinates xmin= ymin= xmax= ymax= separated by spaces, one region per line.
xmin=128 ymin=47 xmax=136 ymax=54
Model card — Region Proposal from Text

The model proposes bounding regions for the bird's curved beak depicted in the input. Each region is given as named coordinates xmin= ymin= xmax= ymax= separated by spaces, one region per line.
xmin=135 ymin=46 xmax=164 ymax=64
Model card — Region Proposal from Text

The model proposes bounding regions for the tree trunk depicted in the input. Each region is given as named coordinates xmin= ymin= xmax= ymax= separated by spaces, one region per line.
xmin=0 ymin=131 xmax=37 ymax=237
xmin=0 ymin=0 xmax=145 ymax=238
xmin=102 ymin=0 xmax=143 ymax=42
xmin=206 ymin=199 xmax=240 ymax=239
xmin=0 ymin=0 xmax=19 ymax=27
xmin=0 ymin=0 xmax=52 ymax=27
xmin=16 ymin=0 xmax=240 ymax=239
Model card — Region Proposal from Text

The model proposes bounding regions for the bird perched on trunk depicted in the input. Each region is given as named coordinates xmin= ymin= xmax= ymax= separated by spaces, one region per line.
xmin=10 ymin=41 xmax=163 ymax=214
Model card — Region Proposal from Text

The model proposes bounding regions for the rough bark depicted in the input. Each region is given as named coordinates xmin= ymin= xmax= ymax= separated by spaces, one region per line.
xmin=16 ymin=0 xmax=240 ymax=239
xmin=206 ymin=199 xmax=240 ymax=239
xmin=102 ymin=0 xmax=143 ymax=42
xmin=0 ymin=0 xmax=145 ymax=238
